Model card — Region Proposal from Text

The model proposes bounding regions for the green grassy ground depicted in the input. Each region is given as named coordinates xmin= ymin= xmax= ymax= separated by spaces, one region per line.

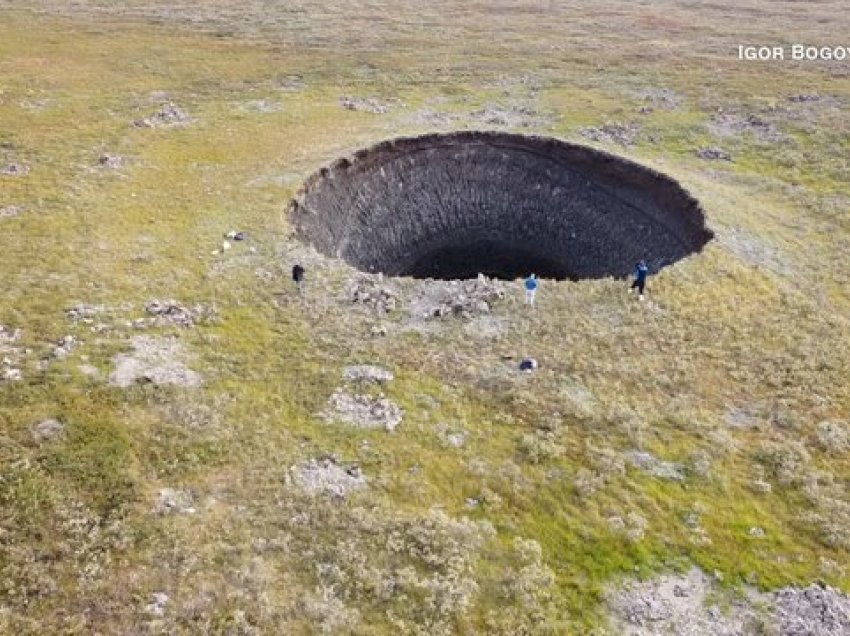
xmin=1 ymin=3 xmax=849 ymax=633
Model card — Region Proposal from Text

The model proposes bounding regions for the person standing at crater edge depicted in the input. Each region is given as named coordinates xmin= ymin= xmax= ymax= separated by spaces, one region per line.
xmin=524 ymin=273 xmax=538 ymax=306
xmin=292 ymin=263 xmax=305 ymax=296
xmin=629 ymin=260 xmax=649 ymax=300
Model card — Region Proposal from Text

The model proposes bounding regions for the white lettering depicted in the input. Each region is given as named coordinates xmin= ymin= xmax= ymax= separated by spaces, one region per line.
xmin=792 ymin=45 xmax=804 ymax=60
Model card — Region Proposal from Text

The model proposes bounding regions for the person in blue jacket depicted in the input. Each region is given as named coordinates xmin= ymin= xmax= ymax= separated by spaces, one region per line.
xmin=524 ymin=273 xmax=538 ymax=306
xmin=629 ymin=260 xmax=649 ymax=300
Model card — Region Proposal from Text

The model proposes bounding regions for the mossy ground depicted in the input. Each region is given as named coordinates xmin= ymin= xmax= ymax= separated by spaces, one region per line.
xmin=1 ymin=3 xmax=849 ymax=633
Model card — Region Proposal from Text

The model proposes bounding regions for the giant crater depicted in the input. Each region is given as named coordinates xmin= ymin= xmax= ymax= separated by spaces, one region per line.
xmin=289 ymin=131 xmax=713 ymax=280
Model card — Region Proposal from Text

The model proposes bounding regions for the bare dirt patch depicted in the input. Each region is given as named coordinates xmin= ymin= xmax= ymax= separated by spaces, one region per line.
xmin=108 ymin=335 xmax=202 ymax=388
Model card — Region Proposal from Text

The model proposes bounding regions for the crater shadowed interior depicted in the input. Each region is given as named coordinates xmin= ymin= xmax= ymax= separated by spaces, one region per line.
xmin=289 ymin=132 xmax=714 ymax=280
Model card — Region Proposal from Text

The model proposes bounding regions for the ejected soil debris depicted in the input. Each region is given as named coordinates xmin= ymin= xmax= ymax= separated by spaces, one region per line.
xmin=339 ymin=95 xmax=396 ymax=114
xmin=625 ymin=451 xmax=686 ymax=481
xmin=1 ymin=324 xmax=24 ymax=382
xmin=343 ymin=365 xmax=394 ymax=384
xmin=608 ymin=567 xmax=764 ymax=635
xmin=579 ymin=122 xmax=641 ymax=146
xmin=347 ymin=275 xmax=398 ymax=315
xmin=321 ymin=388 xmax=403 ymax=431
xmin=52 ymin=335 xmax=78 ymax=359
xmin=155 ymin=488 xmax=197 ymax=515
xmin=708 ymin=112 xmax=784 ymax=142
xmin=468 ymin=103 xmax=554 ymax=128
xmin=1 ymin=163 xmax=29 ymax=176
xmin=291 ymin=457 xmax=367 ymax=498
xmin=774 ymin=583 xmax=850 ymax=635
xmin=108 ymin=335 xmax=202 ymax=388
xmin=411 ymin=275 xmax=505 ymax=319
xmin=142 ymin=299 xmax=216 ymax=328
xmin=696 ymin=147 xmax=732 ymax=161
xmin=0 ymin=204 xmax=24 ymax=219
xmin=134 ymin=102 xmax=193 ymax=128
xmin=97 ymin=153 xmax=124 ymax=169
xmin=31 ymin=418 xmax=65 ymax=443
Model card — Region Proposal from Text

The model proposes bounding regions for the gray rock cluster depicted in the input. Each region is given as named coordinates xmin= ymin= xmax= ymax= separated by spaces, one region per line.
xmin=579 ymin=122 xmax=641 ymax=146
xmin=413 ymin=274 xmax=505 ymax=319
xmin=31 ymin=418 xmax=65 ymax=443
xmin=625 ymin=451 xmax=687 ymax=481
xmin=142 ymin=299 xmax=214 ymax=328
xmin=0 ymin=204 xmax=24 ymax=219
xmin=348 ymin=275 xmax=398 ymax=315
xmin=155 ymin=488 xmax=197 ymax=515
xmin=321 ymin=388 xmax=403 ymax=431
xmin=0 ymin=324 xmax=23 ymax=382
xmin=291 ymin=457 xmax=367 ymax=498
xmin=343 ymin=365 xmax=394 ymax=384
xmin=134 ymin=102 xmax=192 ymax=128
xmin=774 ymin=583 xmax=850 ymax=635
xmin=1 ymin=162 xmax=29 ymax=176
xmin=339 ymin=95 xmax=395 ymax=114
xmin=696 ymin=147 xmax=733 ymax=161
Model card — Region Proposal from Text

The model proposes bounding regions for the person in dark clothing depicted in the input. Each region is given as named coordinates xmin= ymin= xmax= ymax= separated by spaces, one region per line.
xmin=292 ymin=264 xmax=305 ymax=295
xmin=629 ymin=260 xmax=649 ymax=299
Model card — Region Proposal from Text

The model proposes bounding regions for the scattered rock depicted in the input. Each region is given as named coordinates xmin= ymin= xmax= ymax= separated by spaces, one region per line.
xmin=155 ymin=488 xmax=196 ymax=515
xmin=708 ymin=112 xmax=784 ymax=142
xmin=65 ymin=303 xmax=106 ymax=322
xmin=225 ymin=230 xmax=247 ymax=241
xmin=436 ymin=424 xmax=467 ymax=448
xmin=134 ymin=102 xmax=193 ymax=128
xmin=348 ymin=275 xmax=398 ymax=316
xmin=339 ymin=96 xmax=395 ymax=114
xmin=787 ymin=94 xmax=821 ymax=103
xmin=625 ymin=451 xmax=687 ymax=481
xmin=579 ymin=122 xmax=640 ymax=146
xmin=343 ymin=365 xmax=394 ymax=384
xmin=0 ymin=325 xmax=24 ymax=382
xmin=52 ymin=335 xmax=77 ymax=359
xmin=633 ymin=87 xmax=681 ymax=110
xmin=97 ymin=154 xmax=124 ymax=169
xmin=519 ymin=358 xmax=538 ymax=372
xmin=370 ymin=323 xmax=389 ymax=337
xmin=468 ymin=103 xmax=554 ymax=128
xmin=236 ymin=99 xmax=283 ymax=113
xmin=0 ymin=204 xmax=24 ymax=219
xmin=108 ymin=335 xmax=202 ymax=388
xmin=143 ymin=299 xmax=215 ymax=328
xmin=696 ymin=147 xmax=732 ymax=161
xmin=411 ymin=108 xmax=456 ymax=126
xmin=276 ymin=75 xmax=305 ymax=92
xmin=145 ymin=592 xmax=169 ymax=617
xmin=291 ymin=457 xmax=367 ymax=498
xmin=321 ymin=388 xmax=403 ymax=431
xmin=1 ymin=163 xmax=29 ymax=177
xmin=608 ymin=567 xmax=762 ymax=635
xmin=774 ymin=583 xmax=850 ymax=635
xmin=411 ymin=274 xmax=505 ymax=319
xmin=31 ymin=418 xmax=65 ymax=443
